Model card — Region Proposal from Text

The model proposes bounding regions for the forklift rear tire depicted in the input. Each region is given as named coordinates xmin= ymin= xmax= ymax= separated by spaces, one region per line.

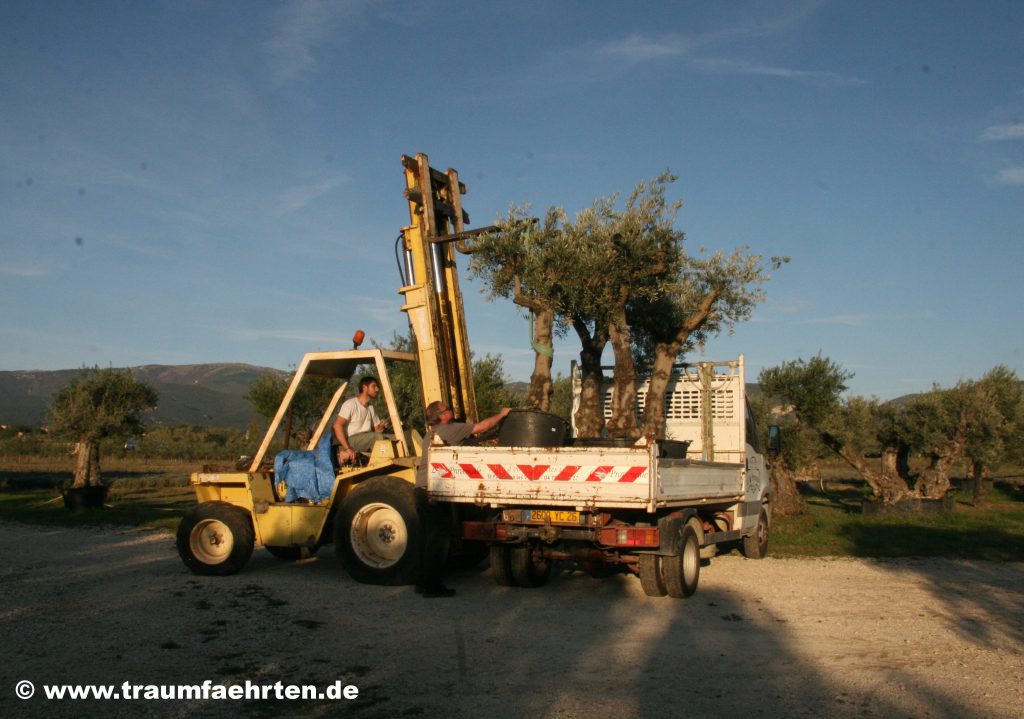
xmin=177 ymin=502 xmax=255 ymax=576
xmin=335 ymin=476 xmax=422 ymax=585
xmin=662 ymin=522 xmax=700 ymax=598
xmin=510 ymin=544 xmax=551 ymax=588
xmin=489 ymin=544 xmax=517 ymax=586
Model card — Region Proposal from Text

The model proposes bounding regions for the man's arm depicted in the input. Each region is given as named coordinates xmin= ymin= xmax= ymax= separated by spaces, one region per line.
xmin=470 ymin=407 xmax=512 ymax=436
xmin=333 ymin=415 xmax=357 ymax=462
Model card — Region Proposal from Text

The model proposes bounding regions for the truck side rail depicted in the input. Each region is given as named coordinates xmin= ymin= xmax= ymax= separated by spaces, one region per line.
xmin=426 ymin=443 xmax=745 ymax=511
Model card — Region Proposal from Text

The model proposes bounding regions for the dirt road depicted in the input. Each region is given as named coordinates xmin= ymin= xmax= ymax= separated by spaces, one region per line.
xmin=1 ymin=521 xmax=1021 ymax=718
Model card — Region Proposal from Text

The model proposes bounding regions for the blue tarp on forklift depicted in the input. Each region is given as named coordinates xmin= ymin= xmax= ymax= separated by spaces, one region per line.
xmin=274 ymin=432 xmax=335 ymax=503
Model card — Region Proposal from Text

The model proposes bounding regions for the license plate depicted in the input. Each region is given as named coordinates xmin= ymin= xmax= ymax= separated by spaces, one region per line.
xmin=524 ymin=509 xmax=580 ymax=524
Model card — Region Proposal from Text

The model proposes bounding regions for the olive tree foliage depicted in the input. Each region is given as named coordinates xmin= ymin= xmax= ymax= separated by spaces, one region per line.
xmin=48 ymin=367 xmax=158 ymax=488
xmin=472 ymin=172 xmax=784 ymax=439
xmin=469 ymin=206 xmax=568 ymax=413
xmin=635 ymin=247 xmax=786 ymax=439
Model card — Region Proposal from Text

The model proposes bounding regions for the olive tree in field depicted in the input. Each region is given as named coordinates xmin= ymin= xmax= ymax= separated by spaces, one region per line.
xmin=759 ymin=355 xmax=920 ymax=504
xmin=884 ymin=367 xmax=1022 ymax=502
xmin=758 ymin=356 xmax=1024 ymax=505
xmin=48 ymin=367 xmax=158 ymax=489
xmin=955 ymin=367 xmax=1022 ymax=505
xmin=747 ymin=392 xmax=826 ymax=516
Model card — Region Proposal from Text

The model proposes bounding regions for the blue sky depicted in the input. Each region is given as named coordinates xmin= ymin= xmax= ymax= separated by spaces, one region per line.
xmin=2 ymin=0 xmax=1022 ymax=400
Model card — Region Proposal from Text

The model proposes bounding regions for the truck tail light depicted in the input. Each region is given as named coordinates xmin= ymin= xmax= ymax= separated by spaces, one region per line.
xmin=596 ymin=527 xmax=660 ymax=547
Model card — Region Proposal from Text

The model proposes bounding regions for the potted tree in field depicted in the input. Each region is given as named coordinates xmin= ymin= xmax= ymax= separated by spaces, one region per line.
xmin=49 ymin=367 xmax=158 ymax=511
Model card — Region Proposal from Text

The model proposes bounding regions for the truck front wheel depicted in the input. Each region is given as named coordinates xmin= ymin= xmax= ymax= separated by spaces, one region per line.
xmin=335 ymin=476 xmax=422 ymax=585
xmin=176 ymin=502 xmax=254 ymax=576
xmin=742 ymin=508 xmax=769 ymax=559
xmin=510 ymin=544 xmax=551 ymax=588
xmin=662 ymin=522 xmax=700 ymax=598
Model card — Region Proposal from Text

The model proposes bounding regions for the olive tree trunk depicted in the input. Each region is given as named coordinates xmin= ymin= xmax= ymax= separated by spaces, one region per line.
xmin=572 ymin=316 xmax=608 ymax=438
xmin=770 ymin=462 xmax=805 ymax=516
xmin=970 ymin=460 xmax=991 ymax=507
xmin=914 ymin=435 xmax=965 ymax=499
xmin=605 ymin=313 xmax=640 ymax=440
xmin=527 ymin=307 xmax=554 ymax=412
xmin=820 ymin=432 xmax=912 ymax=503
xmin=641 ymin=290 xmax=719 ymax=439
xmin=71 ymin=440 xmax=102 ymax=488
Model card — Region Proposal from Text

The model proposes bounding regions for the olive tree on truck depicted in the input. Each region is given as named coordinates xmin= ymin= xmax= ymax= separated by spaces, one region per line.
xmin=471 ymin=172 xmax=786 ymax=441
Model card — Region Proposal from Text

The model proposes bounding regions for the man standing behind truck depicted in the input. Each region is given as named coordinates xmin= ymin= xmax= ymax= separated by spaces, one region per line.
xmin=425 ymin=401 xmax=511 ymax=445
xmin=333 ymin=376 xmax=390 ymax=464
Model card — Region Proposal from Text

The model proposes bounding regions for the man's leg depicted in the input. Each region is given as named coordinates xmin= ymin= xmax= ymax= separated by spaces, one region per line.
xmin=348 ymin=432 xmax=385 ymax=454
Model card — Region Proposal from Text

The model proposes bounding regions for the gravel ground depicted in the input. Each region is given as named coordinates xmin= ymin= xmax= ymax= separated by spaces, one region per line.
xmin=1 ymin=521 xmax=1022 ymax=719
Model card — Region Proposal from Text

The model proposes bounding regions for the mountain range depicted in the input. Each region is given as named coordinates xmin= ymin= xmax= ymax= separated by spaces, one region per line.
xmin=0 ymin=364 xmax=283 ymax=429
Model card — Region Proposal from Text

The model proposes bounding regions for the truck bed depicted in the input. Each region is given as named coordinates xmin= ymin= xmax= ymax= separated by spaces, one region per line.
xmin=425 ymin=443 xmax=745 ymax=511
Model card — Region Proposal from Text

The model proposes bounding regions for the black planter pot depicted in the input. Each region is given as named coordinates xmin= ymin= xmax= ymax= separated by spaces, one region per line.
xmin=497 ymin=410 xmax=567 ymax=447
xmin=62 ymin=485 xmax=109 ymax=512
xmin=861 ymin=494 xmax=956 ymax=517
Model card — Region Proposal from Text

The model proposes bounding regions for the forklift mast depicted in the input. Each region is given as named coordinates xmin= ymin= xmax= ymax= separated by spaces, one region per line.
xmin=398 ymin=153 xmax=485 ymax=424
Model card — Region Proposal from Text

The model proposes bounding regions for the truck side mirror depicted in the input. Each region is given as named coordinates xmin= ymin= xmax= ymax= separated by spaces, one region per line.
xmin=767 ymin=425 xmax=781 ymax=455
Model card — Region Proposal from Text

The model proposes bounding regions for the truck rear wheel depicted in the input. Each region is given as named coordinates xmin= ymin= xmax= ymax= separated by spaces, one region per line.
xmin=742 ymin=508 xmax=769 ymax=559
xmin=335 ymin=476 xmax=422 ymax=585
xmin=662 ymin=523 xmax=700 ymax=598
xmin=510 ymin=544 xmax=551 ymax=588
xmin=638 ymin=554 xmax=667 ymax=597
xmin=176 ymin=502 xmax=254 ymax=576
xmin=489 ymin=544 xmax=517 ymax=586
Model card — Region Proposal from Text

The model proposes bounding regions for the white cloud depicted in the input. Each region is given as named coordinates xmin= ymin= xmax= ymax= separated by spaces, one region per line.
xmin=993 ymin=166 xmax=1024 ymax=186
xmin=275 ymin=175 xmax=347 ymax=215
xmin=229 ymin=328 xmax=349 ymax=344
xmin=690 ymin=57 xmax=866 ymax=87
xmin=597 ymin=34 xmax=690 ymax=65
xmin=802 ymin=314 xmax=870 ymax=327
xmin=265 ymin=0 xmax=376 ymax=84
xmin=0 ymin=262 xmax=53 ymax=278
xmin=980 ymin=123 xmax=1024 ymax=141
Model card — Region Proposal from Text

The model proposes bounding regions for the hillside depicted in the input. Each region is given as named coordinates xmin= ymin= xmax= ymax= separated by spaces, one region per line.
xmin=0 ymin=364 xmax=284 ymax=429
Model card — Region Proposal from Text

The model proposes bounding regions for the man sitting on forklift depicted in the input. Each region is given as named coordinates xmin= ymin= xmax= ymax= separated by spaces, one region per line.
xmin=333 ymin=376 xmax=390 ymax=464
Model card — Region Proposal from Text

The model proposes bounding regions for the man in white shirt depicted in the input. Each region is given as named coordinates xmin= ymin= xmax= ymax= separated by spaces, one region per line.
xmin=333 ymin=376 xmax=389 ymax=464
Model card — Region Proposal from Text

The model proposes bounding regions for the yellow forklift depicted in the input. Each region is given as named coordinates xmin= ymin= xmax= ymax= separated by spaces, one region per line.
xmin=176 ymin=153 xmax=490 ymax=583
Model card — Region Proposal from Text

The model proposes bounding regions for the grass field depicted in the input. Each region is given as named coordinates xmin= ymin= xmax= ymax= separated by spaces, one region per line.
xmin=1 ymin=457 xmax=1022 ymax=560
